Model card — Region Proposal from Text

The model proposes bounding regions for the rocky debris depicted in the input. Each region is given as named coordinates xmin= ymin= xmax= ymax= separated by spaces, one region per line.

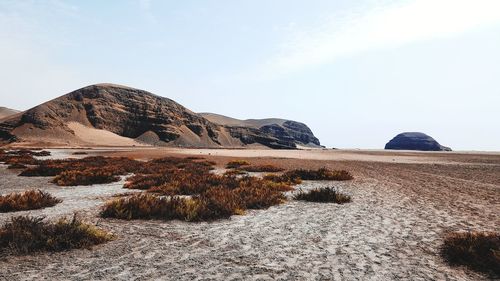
xmin=0 ymin=84 xmax=320 ymax=149
xmin=385 ymin=132 xmax=452 ymax=151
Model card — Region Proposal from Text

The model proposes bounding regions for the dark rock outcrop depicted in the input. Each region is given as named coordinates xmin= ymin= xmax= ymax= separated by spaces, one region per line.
xmin=385 ymin=132 xmax=451 ymax=151
xmin=0 ymin=84 xmax=320 ymax=149
xmin=200 ymin=113 xmax=321 ymax=147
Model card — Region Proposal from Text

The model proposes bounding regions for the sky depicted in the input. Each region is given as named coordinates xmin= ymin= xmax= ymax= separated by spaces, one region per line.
xmin=0 ymin=0 xmax=499 ymax=150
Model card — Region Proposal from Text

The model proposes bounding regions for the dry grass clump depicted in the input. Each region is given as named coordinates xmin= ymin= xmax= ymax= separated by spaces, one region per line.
xmin=53 ymin=168 xmax=121 ymax=186
xmin=226 ymin=160 xmax=250 ymax=169
xmin=102 ymin=176 xmax=290 ymax=221
xmin=294 ymin=187 xmax=352 ymax=204
xmin=441 ymin=231 xmax=500 ymax=277
xmin=240 ymin=164 xmax=284 ymax=173
xmin=282 ymin=168 xmax=353 ymax=181
xmin=20 ymin=156 xmax=140 ymax=178
xmin=7 ymin=163 xmax=27 ymax=169
xmin=20 ymin=156 xmax=141 ymax=186
xmin=0 ymin=152 xmax=38 ymax=166
xmin=0 ymin=189 xmax=61 ymax=212
xmin=223 ymin=169 xmax=247 ymax=176
xmin=101 ymin=192 xmax=240 ymax=222
xmin=100 ymin=194 xmax=188 ymax=220
xmin=19 ymin=156 xmax=217 ymax=187
xmin=263 ymin=173 xmax=303 ymax=185
xmin=0 ymin=215 xmax=113 ymax=254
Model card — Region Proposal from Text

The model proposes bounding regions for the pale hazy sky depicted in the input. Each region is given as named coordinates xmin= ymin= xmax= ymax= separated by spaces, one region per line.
xmin=1 ymin=0 xmax=499 ymax=150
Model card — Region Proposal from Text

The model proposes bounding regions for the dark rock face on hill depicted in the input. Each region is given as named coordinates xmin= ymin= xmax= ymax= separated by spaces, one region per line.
xmin=200 ymin=113 xmax=321 ymax=147
xmin=0 ymin=84 xmax=320 ymax=149
xmin=385 ymin=132 xmax=451 ymax=151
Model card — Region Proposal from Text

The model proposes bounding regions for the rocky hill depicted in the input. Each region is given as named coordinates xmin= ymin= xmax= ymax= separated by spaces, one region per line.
xmin=385 ymin=132 xmax=451 ymax=151
xmin=200 ymin=113 xmax=321 ymax=147
xmin=0 ymin=84 xmax=320 ymax=149
xmin=0 ymin=107 xmax=20 ymax=120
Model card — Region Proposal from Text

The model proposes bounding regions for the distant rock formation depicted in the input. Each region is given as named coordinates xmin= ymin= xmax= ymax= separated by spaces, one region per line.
xmin=0 ymin=107 xmax=20 ymax=120
xmin=385 ymin=132 xmax=451 ymax=151
xmin=0 ymin=84 xmax=321 ymax=149
xmin=200 ymin=113 xmax=321 ymax=147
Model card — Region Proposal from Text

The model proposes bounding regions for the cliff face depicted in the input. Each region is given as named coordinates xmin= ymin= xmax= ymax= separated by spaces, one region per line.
xmin=200 ymin=113 xmax=321 ymax=147
xmin=385 ymin=132 xmax=451 ymax=151
xmin=0 ymin=84 xmax=318 ymax=149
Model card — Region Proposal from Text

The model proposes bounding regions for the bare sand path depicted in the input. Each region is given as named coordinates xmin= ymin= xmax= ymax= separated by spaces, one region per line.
xmin=0 ymin=150 xmax=498 ymax=280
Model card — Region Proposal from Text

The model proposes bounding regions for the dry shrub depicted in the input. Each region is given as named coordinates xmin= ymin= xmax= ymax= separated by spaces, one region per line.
xmin=53 ymin=168 xmax=121 ymax=186
xmin=0 ymin=215 xmax=113 ymax=254
xmin=223 ymin=169 xmax=247 ymax=176
xmin=20 ymin=156 xmax=217 ymax=187
xmin=101 ymin=192 xmax=240 ymax=222
xmin=0 ymin=154 xmax=38 ymax=166
xmin=294 ymin=187 xmax=352 ymax=204
xmin=226 ymin=160 xmax=250 ymax=169
xmin=147 ymin=172 xmax=240 ymax=195
xmin=124 ymin=173 xmax=173 ymax=190
xmin=263 ymin=173 xmax=303 ymax=185
xmin=0 ymin=189 xmax=61 ymax=212
xmin=283 ymin=168 xmax=353 ymax=181
xmin=241 ymin=164 xmax=284 ymax=173
xmin=441 ymin=231 xmax=500 ymax=277
xmin=7 ymin=163 xmax=27 ymax=169
xmin=234 ymin=182 xmax=287 ymax=209
xmin=102 ymin=177 xmax=289 ymax=221
xmin=20 ymin=156 xmax=140 ymax=185
xmin=100 ymin=193 xmax=187 ymax=220
xmin=193 ymin=187 xmax=244 ymax=221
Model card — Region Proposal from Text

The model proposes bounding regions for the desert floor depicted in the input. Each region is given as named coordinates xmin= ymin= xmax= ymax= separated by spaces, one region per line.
xmin=0 ymin=148 xmax=499 ymax=280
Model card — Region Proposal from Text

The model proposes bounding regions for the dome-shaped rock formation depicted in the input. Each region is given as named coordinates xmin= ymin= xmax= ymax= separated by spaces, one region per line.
xmin=385 ymin=132 xmax=451 ymax=151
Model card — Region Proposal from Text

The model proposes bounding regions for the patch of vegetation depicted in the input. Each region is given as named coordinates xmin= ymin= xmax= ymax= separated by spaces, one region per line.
xmin=0 ymin=215 xmax=113 ymax=254
xmin=53 ymin=168 xmax=121 ymax=186
xmin=223 ymin=169 xmax=247 ymax=176
xmin=102 ymin=175 xmax=291 ymax=221
xmin=0 ymin=189 xmax=62 ymax=212
xmin=225 ymin=160 xmax=250 ymax=169
xmin=0 ymin=151 xmax=38 ymax=166
xmin=263 ymin=173 xmax=303 ymax=185
xmin=72 ymin=151 xmax=88 ymax=155
xmin=240 ymin=164 xmax=284 ymax=172
xmin=294 ymin=187 xmax=352 ymax=204
xmin=441 ymin=231 xmax=500 ymax=277
xmin=7 ymin=163 xmax=27 ymax=169
xmin=280 ymin=168 xmax=353 ymax=181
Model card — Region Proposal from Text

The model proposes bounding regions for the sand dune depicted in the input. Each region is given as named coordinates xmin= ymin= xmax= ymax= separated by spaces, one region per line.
xmin=67 ymin=122 xmax=147 ymax=147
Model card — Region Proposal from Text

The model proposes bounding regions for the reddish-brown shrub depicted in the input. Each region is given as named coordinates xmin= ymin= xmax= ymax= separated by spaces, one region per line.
xmin=0 ymin=215 xmax=113 ymax=254
xmin=0 ymin=190 xmax=61 ymax=212
xmin=226 ymin=160 xmax=250 ymax=169
xmin=52 ymin=168 xmax=121 ymax=186
xmin=7 ymin=163 xmax=27 ymax=169
xmin=441 ymin=231 xmax=500 ymax=277
xmin=283 ymin=168 xmax=353 ymax=181
xmin=241 ymin=164 xmax=284 ymax=173
xmin=293 ymin=187 xmax=352 ymax=204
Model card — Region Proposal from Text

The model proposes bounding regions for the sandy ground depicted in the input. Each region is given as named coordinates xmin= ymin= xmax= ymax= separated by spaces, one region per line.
xmin=0 ymin=149 xmax=499 ymax=280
